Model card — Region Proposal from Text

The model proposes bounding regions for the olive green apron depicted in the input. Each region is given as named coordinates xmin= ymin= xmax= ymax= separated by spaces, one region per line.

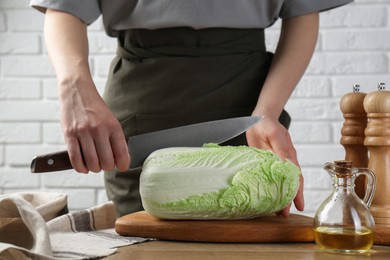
xmin=103 ymin=28 xmax=291 ymax=217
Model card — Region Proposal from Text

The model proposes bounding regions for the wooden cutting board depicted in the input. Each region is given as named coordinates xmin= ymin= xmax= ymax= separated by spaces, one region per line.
xmin=115 ymin=211 xmax=314 ymax=243
xmin=115 ymin=211 xmax=390 ymax=245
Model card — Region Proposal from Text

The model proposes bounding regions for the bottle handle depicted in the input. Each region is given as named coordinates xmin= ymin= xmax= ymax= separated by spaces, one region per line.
xmin=355 ymin=168 xmax=376 ymax=207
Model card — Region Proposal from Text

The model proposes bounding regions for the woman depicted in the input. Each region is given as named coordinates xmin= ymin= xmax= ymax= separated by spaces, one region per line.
xmin=30 ymin=0 xmax=353 ymax=216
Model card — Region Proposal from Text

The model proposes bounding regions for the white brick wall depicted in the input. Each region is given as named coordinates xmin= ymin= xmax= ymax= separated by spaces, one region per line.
xmin=0 ymin=1 xmax=389 ymax=216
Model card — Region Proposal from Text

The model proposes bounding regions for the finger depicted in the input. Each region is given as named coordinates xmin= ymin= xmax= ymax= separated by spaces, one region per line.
xmin=293 ymin=174 xmax=305 ymax=211
xmin=246 ymin=129 xmax=272 ymax=150
xmin=278 ymin=133 xmax=304 ymax=211
xmin=79 ymin=135 xmax=101 ymax=173
xmin=270 ymin=130 xmax=296 ymax=161
xmin=245 ymin=129 xmax=257 ymax=147
xmin=110 ymin=132 xmax=130 ymax=172
xmin=284 ymin=132 xmax=299 ymax=166
xmin=94 ymin=135 xmax=115 ymax=172
xmin=66 ymin=137 xmax=89 ymax=174
xmin=280 ymin=204 xmax=291 ymax=217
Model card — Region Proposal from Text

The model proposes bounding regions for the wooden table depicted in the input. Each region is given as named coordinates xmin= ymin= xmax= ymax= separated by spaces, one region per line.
xmin=104 ymin=240 xmax=390 ymax=259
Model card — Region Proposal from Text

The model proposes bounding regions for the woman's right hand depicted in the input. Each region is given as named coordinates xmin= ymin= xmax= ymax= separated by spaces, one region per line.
xmin=59 ymin=80 xmax=130 ymax=173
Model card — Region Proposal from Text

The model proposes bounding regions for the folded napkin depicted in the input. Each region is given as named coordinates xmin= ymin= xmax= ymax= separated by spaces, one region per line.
xmin=0 ymin=192 xmax=150 ymax=259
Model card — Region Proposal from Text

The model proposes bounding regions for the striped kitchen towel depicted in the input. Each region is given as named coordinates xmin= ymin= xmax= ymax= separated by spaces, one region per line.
xmin=0 ymin=192 xmax=151 ymax=260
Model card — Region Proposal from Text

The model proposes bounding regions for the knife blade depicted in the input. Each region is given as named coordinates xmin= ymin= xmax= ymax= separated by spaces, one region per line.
xmin=30 ymin=116 xmax=263 ymax=173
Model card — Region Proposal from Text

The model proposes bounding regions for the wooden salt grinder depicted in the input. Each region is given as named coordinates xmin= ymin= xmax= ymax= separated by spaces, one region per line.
xmin=340 ymin=85 xmax=368 ymax=199
xmin=364 ymin=83 xmax=390 ymax=225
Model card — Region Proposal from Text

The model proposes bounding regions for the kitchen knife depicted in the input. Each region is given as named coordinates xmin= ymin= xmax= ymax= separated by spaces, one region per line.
xmin=30 ymin=116 xmax=263 ymax=173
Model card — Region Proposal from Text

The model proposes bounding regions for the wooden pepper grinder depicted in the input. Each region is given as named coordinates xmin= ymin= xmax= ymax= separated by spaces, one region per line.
xmin=364 ymin=82 xmax=390 ymax=225
xmin=340 ymin=84 xmax=368 ymax=199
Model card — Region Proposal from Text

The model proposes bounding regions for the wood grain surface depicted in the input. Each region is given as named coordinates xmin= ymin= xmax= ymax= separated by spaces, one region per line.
xmin=115 ymin=211 xmax=315 ymax=243
xmin=104 ymin=241 xmax=390 ymax=260
xmin=115 ymin=211 xmax=390 ymax=245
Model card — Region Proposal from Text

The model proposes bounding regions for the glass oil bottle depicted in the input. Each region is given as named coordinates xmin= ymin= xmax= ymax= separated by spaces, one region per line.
xmin=314 ymin=160 xmax=376 ymax=254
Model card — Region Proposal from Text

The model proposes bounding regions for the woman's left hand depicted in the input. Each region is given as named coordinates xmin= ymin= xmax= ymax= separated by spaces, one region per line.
xmin=246 ymin=116 xmax=304 ymax=217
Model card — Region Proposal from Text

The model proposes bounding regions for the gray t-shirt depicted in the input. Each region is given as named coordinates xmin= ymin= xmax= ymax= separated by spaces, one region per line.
xmin=30 ymin=0 xmax=352 ymax=37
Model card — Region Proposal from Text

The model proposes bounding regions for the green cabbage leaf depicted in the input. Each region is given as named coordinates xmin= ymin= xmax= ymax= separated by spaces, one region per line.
xmin=140 ymin=144 xmax=300 ymax=219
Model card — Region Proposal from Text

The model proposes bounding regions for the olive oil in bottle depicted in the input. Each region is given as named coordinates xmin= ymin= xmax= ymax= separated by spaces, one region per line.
xmin=314 ymin=226 xmax=374 ymax=253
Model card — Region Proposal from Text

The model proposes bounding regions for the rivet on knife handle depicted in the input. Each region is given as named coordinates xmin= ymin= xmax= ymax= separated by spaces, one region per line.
xmin=30 ymin=150 xmax=73 ymax=173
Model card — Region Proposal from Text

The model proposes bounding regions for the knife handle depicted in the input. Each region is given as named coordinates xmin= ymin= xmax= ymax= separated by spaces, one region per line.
xmin=30 ymin=150 xmax=73 ymax=173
